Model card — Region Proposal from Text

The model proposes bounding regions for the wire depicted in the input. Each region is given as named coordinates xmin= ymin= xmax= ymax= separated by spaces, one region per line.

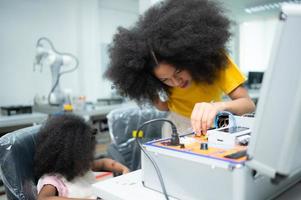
xmin=135 ymin=118 xmax=179 ymax=200
xmin=36 ymin=37 xmax=79 ymax=106
xmin=47 ymin=73 xmax=62 ymax=106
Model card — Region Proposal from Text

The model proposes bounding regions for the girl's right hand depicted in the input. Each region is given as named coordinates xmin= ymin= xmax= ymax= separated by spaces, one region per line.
xmin=191 ymin=102 xmax=225 ymax=135
xmin=122 ymin=167 xmax=130 ymax=174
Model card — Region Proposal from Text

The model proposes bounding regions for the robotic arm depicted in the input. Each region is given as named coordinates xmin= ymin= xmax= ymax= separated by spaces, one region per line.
xmin=33 ymin=37 xmax=79 ymax=106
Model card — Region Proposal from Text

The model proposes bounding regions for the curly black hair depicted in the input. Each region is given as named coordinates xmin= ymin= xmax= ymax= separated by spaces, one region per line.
xmin=105 ymin=0 xmax=231 ymax=103
xmin=34 ymin=114 xmax=96 ymax=181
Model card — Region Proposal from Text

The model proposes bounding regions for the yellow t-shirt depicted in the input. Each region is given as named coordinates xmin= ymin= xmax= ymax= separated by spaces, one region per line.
xmin=167 ymin=56 xmax=246 ymax=118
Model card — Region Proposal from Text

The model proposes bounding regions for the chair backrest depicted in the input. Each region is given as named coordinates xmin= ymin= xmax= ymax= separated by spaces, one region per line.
xmin=106 ymin=105 xmax=167 ymax=170
xmin=0 ymin=125 xmax=40 ymax=200
xmin=107 ymin=105 xmax=167 ymax=145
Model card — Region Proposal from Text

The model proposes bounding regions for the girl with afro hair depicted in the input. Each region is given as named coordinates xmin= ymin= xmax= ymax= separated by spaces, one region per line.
xmin=34 ymin=114 xmax=129 ymax=199
xmin=106 ymin=0 xmax=255 ymax=137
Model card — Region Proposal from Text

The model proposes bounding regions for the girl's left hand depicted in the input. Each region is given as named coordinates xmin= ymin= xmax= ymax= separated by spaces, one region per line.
xmin=191 ymin=102 xmax=225 ymax=135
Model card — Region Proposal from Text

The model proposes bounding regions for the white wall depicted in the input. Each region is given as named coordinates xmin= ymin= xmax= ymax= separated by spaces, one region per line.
xmin=98 ymin=0 xmax=139 ymax=98
xmin=0 ymin=0 xmax=139 ymax=106
xmin=239 ymin=18 xmax=278 ymax=73
xmin=227 ymin=23 xmax=240 ymax=65
xmin=139 ymin=0 xmax=163 ymax=14
xmin=0 ymin=0 xmax=80 ymax=106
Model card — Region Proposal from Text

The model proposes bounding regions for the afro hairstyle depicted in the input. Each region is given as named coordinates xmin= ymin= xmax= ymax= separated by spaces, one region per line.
xmin=34 ymin=114 xmax=96 ymax=181
xmin=105 ymin=0 xmax=232 ymax=103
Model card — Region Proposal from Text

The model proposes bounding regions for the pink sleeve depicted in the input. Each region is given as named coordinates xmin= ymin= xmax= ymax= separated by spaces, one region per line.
xmin=37 ymin=175 xmax=68 ymax=197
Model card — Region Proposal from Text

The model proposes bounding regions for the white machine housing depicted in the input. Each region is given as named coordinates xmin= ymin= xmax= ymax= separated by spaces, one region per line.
xmin=208 ymin=126 xmax=251 ymax=147
xmin=141 ymin=5 xmax=301 ymax=200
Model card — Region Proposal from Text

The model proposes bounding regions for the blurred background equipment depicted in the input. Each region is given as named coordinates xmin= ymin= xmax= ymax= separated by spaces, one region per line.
xmin=33 ymin=37 xmax=79 ymax=106
xmin=0 ymin=105 xmax=32 ymax=116
xmin=247 ymin=71 xmax=264 ymax=89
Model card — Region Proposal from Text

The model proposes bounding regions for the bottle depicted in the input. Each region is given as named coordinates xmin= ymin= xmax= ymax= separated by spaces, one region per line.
xmin=75 ymin=95 xmax=86 ymax=111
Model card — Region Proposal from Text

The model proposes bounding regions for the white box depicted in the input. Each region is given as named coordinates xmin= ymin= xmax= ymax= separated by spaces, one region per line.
xmin=141 ymin=137 xmax=301 ymax=200
xmin=208 ymin=126 xmax=251 ymax=147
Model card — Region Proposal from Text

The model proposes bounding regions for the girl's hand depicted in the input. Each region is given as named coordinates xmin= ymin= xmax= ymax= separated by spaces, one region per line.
xmin=122 ymin=167 xmax=130 ymax=174
xmin=191 ymin=102 xmax=225 ymax=135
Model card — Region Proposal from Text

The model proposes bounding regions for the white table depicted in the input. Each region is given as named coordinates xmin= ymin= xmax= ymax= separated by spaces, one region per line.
xmin=92 ymin=170 xmax=179 ymax=200
xmin=33 ymin=102 xmax=136 ymax=122
xmin=92 ymin=169 xmax=301 ymax=200
xmin=0 ymin=112 xmax=47 ymax=128
xmin=0 ymin=112 xmax=48 ymax=135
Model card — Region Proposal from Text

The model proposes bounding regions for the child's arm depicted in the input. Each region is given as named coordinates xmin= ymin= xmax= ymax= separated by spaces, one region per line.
xmin=37 ymin=185 xmax=93 ymax=200
xmin=92 ymin=158 xmax=130 ymax=174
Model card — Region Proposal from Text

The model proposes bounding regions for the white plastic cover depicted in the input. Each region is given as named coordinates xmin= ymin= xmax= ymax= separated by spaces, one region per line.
xmin=0 ymin=125 xmax=41 ymax=200
xmin=106 ymin=105 xmax=167 ymax=170
xmin=247 ymin=4 xmax=301 ymax=179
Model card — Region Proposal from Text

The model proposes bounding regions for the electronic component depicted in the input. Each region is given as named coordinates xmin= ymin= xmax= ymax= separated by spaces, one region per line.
xmin=237 ymin=135 xmax=251 ymax=146
xmin=224 ymin=150 xmax=247 ymax=159
xmin=200 ymin=142 xmax=208 ymax=150
xmin=214 ymin=111 xmax=236 ymax=128
xmin=208 ymin=126 xmax=251 ymax=147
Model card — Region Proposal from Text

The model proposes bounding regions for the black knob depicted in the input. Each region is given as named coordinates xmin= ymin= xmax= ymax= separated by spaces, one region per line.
xmin=200 ymin=142 xmax=208 ymax=150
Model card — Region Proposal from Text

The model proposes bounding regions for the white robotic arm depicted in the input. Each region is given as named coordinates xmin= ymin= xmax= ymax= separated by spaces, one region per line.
xmin=33 ymin=37 xmax=78 ymax=106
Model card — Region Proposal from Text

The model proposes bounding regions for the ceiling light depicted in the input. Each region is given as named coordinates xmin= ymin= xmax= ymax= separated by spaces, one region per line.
xmin=245 ymin=0 xmax=301 ymax=14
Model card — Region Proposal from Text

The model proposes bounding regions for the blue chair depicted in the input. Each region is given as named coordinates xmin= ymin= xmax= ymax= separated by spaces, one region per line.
xmin=0 ymin=126 xmax=40 ymax=200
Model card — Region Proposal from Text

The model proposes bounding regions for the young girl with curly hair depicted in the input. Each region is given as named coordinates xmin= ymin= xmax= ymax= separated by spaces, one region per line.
xmin=34 ymin=114 xmax=129 ymax=200
xmin=105 ymin=0 xmax=255 ymax=137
